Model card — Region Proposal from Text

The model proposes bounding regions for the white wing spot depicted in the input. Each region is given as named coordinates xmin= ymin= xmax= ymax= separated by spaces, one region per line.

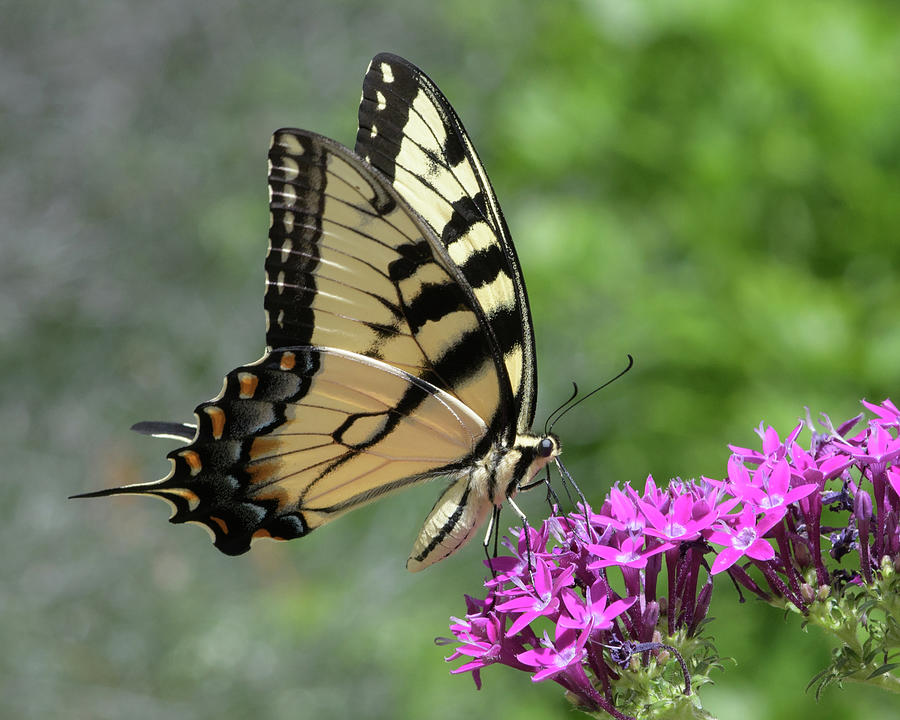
xmin=280 ymin=237 xmax=293 ymax=262
xmin=380 ymin=62 xmax=394 ymax=83
xmin=376 ymin=90 xmax=387 ymax=111
xmin=277 ymin=270 xmax=286 ymax=293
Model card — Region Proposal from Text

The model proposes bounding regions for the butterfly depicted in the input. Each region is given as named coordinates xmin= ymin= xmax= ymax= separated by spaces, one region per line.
xmin=76 ymin=53 xmax=561 ymax=571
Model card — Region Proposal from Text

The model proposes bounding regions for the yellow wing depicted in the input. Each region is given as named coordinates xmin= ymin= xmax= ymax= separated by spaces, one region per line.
xmin=356 ymin=53 xmax=537 ymax=435
xmin=265 ymin=130 xmax=513 ymax=435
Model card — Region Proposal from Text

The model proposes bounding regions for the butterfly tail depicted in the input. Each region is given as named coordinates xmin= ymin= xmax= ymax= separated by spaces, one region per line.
xmin=70 ymin=421 xmax=196 ymax=500
xmin=131 ymin=420 xmax=196 ymax=442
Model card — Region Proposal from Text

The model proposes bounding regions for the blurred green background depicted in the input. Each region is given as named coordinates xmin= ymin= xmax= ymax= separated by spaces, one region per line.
xmin=3 ymin=0 xmax=898 ymax=718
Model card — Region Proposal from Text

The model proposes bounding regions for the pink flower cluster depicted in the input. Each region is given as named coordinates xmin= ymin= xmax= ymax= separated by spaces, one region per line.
xmin=445 ymin=399 xmax=900 ymax=718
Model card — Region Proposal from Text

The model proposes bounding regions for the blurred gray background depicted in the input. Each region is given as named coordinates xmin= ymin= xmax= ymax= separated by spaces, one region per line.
xmin=3 ymin=1 xmax=898 ymax=718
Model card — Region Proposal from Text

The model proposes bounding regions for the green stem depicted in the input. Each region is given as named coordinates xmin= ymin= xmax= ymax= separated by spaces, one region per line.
xmin=843 ymin=669 xmax=900 ymax=695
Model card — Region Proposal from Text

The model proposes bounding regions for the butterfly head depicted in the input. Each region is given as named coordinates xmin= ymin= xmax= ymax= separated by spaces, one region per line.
xmin=503 ymin=432 xmax=561 ymax=500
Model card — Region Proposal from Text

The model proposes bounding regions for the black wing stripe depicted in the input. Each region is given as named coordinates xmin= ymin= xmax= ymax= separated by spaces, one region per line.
xmin=271 ymin=220 xmax=494 ymax=393
xmin=456 ymin=243 xmax=505 ymax=289
xmin=358 ymin=129 xmax=486 ymax=231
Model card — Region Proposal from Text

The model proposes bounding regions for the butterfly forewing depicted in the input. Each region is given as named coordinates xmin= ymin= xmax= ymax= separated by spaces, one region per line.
xmin=356 ymin=53 xmax=537 ymax=434
xmin=265 ymin=130 xmax=508 ymax=433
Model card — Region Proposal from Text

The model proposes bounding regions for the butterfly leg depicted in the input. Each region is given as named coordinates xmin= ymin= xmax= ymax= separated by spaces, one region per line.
xmin=519 ymin=466 xmax=563 ymax=516
xmin=482 ymin=505 xmax=501 ymax=579
xmin=504 ymin=497 xmax=538 ymax=581
xmin=543 ymin=467 xmax=563 ymax=512
xmin=517 ymin=474 xmax=546 ymax=492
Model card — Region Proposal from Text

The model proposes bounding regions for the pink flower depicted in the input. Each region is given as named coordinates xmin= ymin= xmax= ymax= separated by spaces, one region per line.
xmin=708 ymin=508 xmax=781 ymax=574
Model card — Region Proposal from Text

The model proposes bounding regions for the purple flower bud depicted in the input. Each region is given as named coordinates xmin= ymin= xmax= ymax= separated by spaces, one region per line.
xmin=854 ymin=489 xmax=873 ymax=535
xmin=690 ymin=581 xmax=713 ymax=635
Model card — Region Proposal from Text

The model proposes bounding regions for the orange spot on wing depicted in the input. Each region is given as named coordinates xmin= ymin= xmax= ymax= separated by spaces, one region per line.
xmin=178 ymin=450 xmax=203 ymax=476
xmin=238 ymin=372 xmax=259 ymax=399
xmin=204 ymin=406 xmax=226 ymax=439
xmin=252 ymin=528 xmax=288 ymax=542
xmin=163 ymin=487 xmax=201 ymax=508
xmin=280 ymin=351 xmax=296 ymax=371
xmin=246 ymin=457 xmax=283 ymax=487
xmin=208 ymin=516 xmax=229 ymax=534
xmin=250 ymin=436 xmax=281 ymax=459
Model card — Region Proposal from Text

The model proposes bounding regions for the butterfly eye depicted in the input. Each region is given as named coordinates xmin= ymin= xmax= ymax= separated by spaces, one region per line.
xmin=538 ymin=437 xmax=556 ymax=458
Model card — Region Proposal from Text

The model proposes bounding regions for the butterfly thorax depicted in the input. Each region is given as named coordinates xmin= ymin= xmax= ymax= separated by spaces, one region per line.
xmin=485 ymin=432 xmax=561 ymax=504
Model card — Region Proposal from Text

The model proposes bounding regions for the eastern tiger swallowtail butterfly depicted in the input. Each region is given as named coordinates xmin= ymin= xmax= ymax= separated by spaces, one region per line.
xmin=75 ymin=53 xmax=561 ymax=571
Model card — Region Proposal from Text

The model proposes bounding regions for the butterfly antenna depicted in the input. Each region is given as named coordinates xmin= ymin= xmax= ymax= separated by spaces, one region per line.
xmin=543 ymin=382 xmax=579 ymax=435
xmin=546 ymin=354 xmax=634 ymax=435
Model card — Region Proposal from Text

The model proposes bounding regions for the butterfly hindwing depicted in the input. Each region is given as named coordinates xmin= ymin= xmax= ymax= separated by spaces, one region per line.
xmin=356 ymin=53 xmax=537 ymax=435
xmin=90 ymin=347 xmax=488 ymax=555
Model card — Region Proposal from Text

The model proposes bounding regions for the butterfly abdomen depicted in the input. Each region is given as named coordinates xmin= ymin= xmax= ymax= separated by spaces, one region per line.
xmin=406 ymin=432 xmax=559 ymax=571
